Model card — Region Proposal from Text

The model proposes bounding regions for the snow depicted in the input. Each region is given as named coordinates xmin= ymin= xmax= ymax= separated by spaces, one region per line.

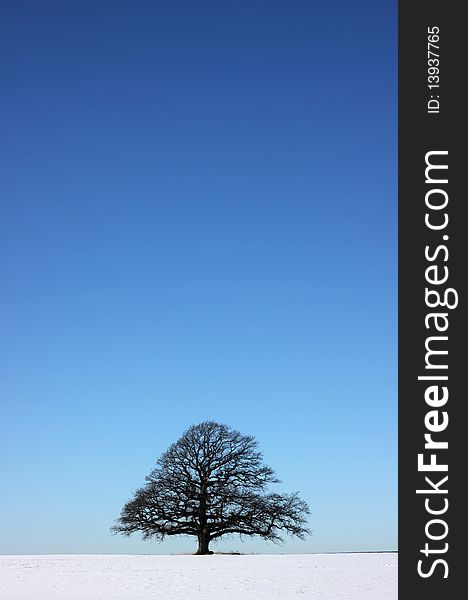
xmin=0 ymin=553 xmax=397 ymax=599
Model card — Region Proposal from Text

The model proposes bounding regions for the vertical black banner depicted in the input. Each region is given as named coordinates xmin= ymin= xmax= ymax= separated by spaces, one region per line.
xmin=399 ymin=1 xmax=465 ymax=598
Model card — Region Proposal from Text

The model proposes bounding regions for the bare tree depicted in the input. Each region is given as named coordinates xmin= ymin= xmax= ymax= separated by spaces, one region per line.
xmin=112 ymin=421 xmax=310 ymax=554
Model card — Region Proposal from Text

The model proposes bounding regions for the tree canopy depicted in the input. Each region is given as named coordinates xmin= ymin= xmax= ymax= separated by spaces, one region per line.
xmin=112 ymin=421 xmax=310 ymax=554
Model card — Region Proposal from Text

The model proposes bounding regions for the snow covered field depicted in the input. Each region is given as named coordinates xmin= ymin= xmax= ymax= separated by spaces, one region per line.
xmin=0 ymin=552 xmax=397 ymax=599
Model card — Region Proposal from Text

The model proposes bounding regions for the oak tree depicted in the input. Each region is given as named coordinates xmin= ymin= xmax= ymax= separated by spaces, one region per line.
xmin=112 ymin=421 xmax=310 ymax=554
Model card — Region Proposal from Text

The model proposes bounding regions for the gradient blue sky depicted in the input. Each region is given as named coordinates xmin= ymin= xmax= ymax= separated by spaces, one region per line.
xmin=0 ymin=0 xmax=397 ymax=554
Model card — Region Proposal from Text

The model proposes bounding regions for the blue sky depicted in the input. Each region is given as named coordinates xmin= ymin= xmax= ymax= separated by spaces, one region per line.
xmin=0 ymin=0 xmax=397 ymax=554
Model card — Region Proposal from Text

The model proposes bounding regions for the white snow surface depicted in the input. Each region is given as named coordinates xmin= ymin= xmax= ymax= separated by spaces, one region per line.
xmin=0 ymin=552 xmax=397 ymax=599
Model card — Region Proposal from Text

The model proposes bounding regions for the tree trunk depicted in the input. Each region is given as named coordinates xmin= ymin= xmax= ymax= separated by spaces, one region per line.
xmin=196 ymin=483 xmax=212 ymax=554
xmin=195 ymin=531 xmax=212 ymax=555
